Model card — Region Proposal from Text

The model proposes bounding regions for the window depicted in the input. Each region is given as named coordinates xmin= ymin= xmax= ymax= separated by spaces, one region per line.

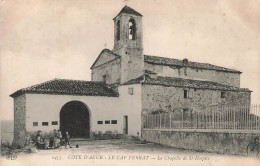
xmin=111 ymin=120 xmax=117 ymax=124
xmin=33 ymin=122 xmax=38 ymax=126
xmin=42 ymin=122 xmax=48 ymax=126
xmin=128 ymin=18 xmax=136 ymax=40
xmin=117 ymin=20 xmax=120 ymax=41
xmin=184 ymin=67 xmax=187 ymax=76
xmin=184 ymin=90 xmax=189 ymax=98
xmin=128 ymin=87 xmax=134 ymax=95
xmin=97 ymin=121 xmax=103 ymax=124
xmin=221 ymin=92 xmax=225 ymax=98
xmin=103 ymin=75 xmax=107 ymax=83
xmin=178 ymin=69 xmax=181 ymax=76
xmin=52 ymin=121 xmax=58 ymax=125
xmin=105 ymin=120 xmax=110 ymax=124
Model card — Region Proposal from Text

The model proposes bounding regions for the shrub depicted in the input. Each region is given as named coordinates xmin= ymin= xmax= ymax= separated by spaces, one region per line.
xmin=93 ymin=131 xmax=103 ymax=140
xmin=92 ymin=131 xmax=122 ymax=140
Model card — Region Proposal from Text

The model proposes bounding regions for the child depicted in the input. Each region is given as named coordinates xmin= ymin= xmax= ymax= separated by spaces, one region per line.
xmin=64 ymin=131 xmax=72 ymax=148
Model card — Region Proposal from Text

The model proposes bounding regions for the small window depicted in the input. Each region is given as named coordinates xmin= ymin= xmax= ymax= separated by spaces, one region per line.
xmin=111 ymin=120 xmax=117 ymax=124
xmin=103 ymin=75 xmax=107 ymax=83
xmin=184 ymin=67 xmax=187 ymax=76
xmin=42 ymin=122 xmax=48 ymax=126
xmin=52 ymin=121 xmax=58 ymax=125
xmin=91 ymin=73 xmax=94 ymax=81
xmin=128 ymin=87 xmax=134 ymax=95
xmin=184 ymin=90 xmax=189 ymax=98
xmin=221 ymin=92 xmax=225 ymax=98
xmin=33 ymin=122 xmax=38 ymax=126
xmin=117 ymin=20 xmax=120 ymax=41
xmin=97 ymin=121 xmax=103 ymax=124
xmin=105 ymin=120 xmax=110 ymax=124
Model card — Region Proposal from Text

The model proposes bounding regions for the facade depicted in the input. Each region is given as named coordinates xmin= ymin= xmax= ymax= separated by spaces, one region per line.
xmin=11 ymin=6 xmax=251 ymax=147
xmin=11 ymin=79 xmax=142 ymax=146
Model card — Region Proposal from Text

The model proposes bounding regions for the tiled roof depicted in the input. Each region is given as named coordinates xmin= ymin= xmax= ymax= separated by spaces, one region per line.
xmin=122 ymin=75 xmax=251 ymax=92
xmin=10 ymin=79 xmax=119 ymax=98
xmin=144 ymin=55 xmax=241 ymax=73
xmin=91 ymin=50 xmax=240 ymax=73
xmin=114 ymin=6 xmax=142 ymax=19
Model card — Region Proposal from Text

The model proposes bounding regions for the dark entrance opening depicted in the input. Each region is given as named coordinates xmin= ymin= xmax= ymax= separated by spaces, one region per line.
xmin=123 ymin=116 xmax=128 ymax=134
xmin=60 ymin=101 xmax=90 ymax=138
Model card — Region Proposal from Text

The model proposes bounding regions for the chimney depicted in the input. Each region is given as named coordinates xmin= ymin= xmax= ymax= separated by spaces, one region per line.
xmin=183 ymin=58 xmax=188 ymax=65
xmin=145 ymin=70 xmax=157 ymax=79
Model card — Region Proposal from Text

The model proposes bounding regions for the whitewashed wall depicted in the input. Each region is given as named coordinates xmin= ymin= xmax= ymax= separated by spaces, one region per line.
xmin=118 ymin=84 xmax=142 ymax=136
xmin=25 ymin=84 xmax=142 ymax=136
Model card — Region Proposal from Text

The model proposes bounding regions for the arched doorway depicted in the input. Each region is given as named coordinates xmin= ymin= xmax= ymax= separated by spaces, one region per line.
xmin=60 ymin=101 xmax=90 ymax=138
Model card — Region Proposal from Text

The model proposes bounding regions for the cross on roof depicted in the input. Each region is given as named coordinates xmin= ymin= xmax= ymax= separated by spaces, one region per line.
xmin=104 ymin=43 xmax=107 ymax=48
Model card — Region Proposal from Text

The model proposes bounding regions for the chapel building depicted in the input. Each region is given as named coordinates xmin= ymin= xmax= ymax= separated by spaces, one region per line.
xmin=10 ymin=6 xmax=251 ymax=147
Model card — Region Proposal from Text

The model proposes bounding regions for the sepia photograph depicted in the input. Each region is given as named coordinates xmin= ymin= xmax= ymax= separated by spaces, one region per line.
xmin=0 ymin=0 xmax=260 ymax=165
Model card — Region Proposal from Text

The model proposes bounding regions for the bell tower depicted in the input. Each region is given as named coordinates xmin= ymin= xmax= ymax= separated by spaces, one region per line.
xmin=113 ymin=6 xmax=144 ymax=83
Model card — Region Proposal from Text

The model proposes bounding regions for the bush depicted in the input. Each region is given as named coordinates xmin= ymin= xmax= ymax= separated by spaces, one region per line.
xmin=92 ymin=131 xmax=122 ymax=140
xmin=93 ymin=131 xmax=103 ymax=140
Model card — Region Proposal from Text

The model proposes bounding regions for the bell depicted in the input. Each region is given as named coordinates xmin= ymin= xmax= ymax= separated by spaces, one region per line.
xmin=129 ymin=29 xmax=133 ymax=35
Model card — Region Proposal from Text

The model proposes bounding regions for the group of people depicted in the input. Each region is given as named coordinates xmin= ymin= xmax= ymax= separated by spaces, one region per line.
xmin=35 ymin=130 xmax=72 ymax=149
xmin=50 ymin=129 xmax=63 ymax=148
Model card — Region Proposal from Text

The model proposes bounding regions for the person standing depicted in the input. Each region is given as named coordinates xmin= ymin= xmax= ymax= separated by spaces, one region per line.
xmin=35 ymin=130 xmax=45 ymax=149
xmin=57 ymin=130 xmax=62 ymax=147
xmin=53 ymin=129 xmax=58 ymax=148
xmin=57 ymin=130 xmax=62 ymax=139
xmin=64 ymin=131 xmax=72 ymax=148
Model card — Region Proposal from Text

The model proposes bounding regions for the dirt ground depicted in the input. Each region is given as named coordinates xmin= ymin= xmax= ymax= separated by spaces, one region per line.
xmin=1 ymin=139 xmax=260 ymax=166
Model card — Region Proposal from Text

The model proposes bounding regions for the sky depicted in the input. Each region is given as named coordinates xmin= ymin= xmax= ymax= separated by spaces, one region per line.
xmin=0 ymin=0 xmax=259 ymax=120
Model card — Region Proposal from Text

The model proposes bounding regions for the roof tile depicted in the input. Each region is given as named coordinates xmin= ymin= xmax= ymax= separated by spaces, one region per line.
xmin=10 ymin=79 xmax=119 ymax=98
xmin=144 ymin=55 xmax=241 ymax=73
xmin=114 ymin=6 xmax=142 ymax=19
xmin=122 ymin=75 xmax=251 ymax=92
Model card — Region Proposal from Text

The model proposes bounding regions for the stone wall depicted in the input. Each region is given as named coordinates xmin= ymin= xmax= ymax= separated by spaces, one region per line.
xmin=144 ymin=63 xmax=240 ymax=87
xmin=119 ymin=47 xmax=144 ymax=83
xmin=141 ymin=85 xmax=251 ymax=113
xmin=142 ymin=129 xmax=260 ymax=155
xmin=91 ymin=58 xmax=121 ymax=84
xmin=12 ymin=94 xmax=26 ymax=148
